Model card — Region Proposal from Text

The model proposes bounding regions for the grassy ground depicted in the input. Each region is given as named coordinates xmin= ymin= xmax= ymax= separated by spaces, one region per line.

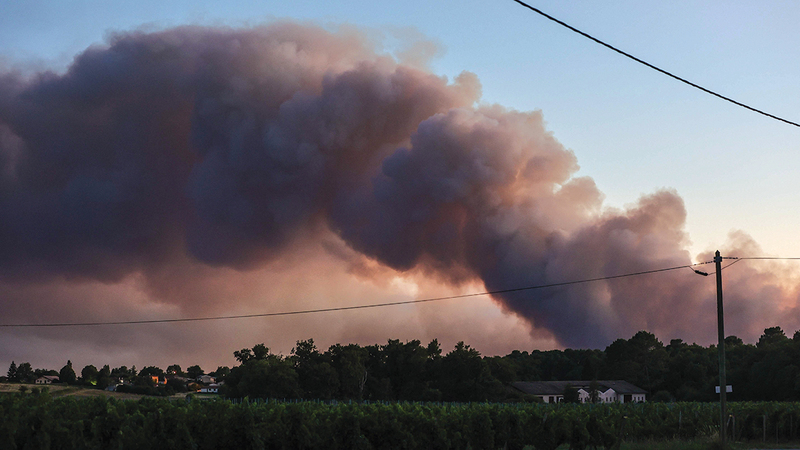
xmin=0 ymin=382 xmax=71 ymax=394
xmin=0 ymin=382 xmax=186 ymax=400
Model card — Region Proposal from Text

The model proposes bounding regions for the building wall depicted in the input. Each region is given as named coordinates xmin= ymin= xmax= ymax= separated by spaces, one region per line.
xmin=537 ymin=390 xmax=645 ymax=403
xmin=539 ymin=395 xmax=564 ymax=403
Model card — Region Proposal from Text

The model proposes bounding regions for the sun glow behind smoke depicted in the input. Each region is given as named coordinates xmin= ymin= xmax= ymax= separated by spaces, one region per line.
xmin=0 ymin=22 xmax=798 ymax=369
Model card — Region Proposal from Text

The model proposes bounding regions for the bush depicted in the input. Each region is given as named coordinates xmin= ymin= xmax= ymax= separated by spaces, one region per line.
xmin=652 ymin=391 xmax=673 ymax=402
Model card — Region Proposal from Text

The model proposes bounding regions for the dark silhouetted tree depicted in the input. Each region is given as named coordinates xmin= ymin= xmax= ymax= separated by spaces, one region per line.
xmin=725 ymin=335 xmax=744 ymax=347
xmin=186 ymin=365 xmax=204 ymax=379
xmin=563 ymin=384 xmax=579 ymax=403
xmin=7 ymin=361 xmax=17 ymax=381
xmin=59 ymin=361 xmax=77 ymax=384
xmin=15 ymin=363 xmax=34 ymax=383
xmin=588 ymin=380 xmax=600 ymax=403
xmin=166 ymin=377 xmax=188 ymax=393
xmin=436 ymin=341 xmax=498 ymax=401
xmin=211 ymin=366 xmax=230 ymax=382
xmin=97 ymin=365 xmax=112 ymax=389
xmin=81 ymin=365 xmax=98 ymax=384
xmin=252 ymin=343 xmax=270 ymax=360
xmin=329 ymin=344 xmax=369 ymax=400
xmin=292 ymin=339 xmax=339 ymax=400
xmin=233 ymin=348 xmax=254 ymax=364
xmin=758 ymin=326 xmax=789 ymax=348
xmin=166 ymin=364 xmax=183 ymax=376
xmin=110 ymin=366 xmax=135 ymax=380
xmin=226 ymin=345 xmax=300 ymax=399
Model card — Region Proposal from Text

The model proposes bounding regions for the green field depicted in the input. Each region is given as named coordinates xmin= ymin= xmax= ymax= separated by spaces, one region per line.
xmin=3 ymin=390 xmax=800 ymax=449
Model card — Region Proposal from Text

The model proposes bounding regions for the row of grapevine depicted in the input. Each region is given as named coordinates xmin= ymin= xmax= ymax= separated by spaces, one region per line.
xmin=2 ymin=392 xmax=800 ymax=449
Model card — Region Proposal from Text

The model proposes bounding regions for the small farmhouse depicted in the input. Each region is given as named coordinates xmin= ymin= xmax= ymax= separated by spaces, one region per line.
xmin=197 ymin=375 xmax=215 ymax=384
xmin=512 ymin=380 xmax=646 ymax=404
xmin=198 ymin=383 xmax=220 ymax=394
xmin=35 ymin=375 xmax=60 ymax=384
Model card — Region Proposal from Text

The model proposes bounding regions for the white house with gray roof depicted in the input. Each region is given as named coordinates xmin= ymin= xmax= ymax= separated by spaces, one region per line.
xmin=511 ymin=380 xmax=646 ymax=404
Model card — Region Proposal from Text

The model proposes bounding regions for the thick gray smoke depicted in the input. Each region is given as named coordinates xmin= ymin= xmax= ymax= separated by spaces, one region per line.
xmin=0 ymin=23 xmax=794 ymax=348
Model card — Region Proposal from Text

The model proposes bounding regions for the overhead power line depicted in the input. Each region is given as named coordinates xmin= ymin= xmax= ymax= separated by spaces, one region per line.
xmin=738 ymin=257 xmax=800 ymax=261
xmin=510 ymin=0 xmax=800 ymax=128
xmin=0 ymin=261 xmax=712 ymax=328
xmin=694 ymin=256 xmax=800 ymax=275
xmin=709 ymin=259 xmax=742 ymax=275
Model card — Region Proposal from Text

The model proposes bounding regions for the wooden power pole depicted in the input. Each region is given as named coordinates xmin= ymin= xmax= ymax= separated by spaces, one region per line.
xmin=715 ymin=250 xmax=727 ymax=447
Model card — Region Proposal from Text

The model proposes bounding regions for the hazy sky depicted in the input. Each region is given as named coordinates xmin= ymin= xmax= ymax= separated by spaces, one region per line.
xmin=1 ymin=1 xmax=799 ymax=373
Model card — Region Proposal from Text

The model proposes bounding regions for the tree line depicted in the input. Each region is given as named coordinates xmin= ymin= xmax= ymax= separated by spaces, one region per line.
xmin=6 ymin=326 xmax=800 ymax=402
xmin=225 ymin=326 xmax=800 ymax=402
xmin=4 ymin=360 xmax=230 ymax=397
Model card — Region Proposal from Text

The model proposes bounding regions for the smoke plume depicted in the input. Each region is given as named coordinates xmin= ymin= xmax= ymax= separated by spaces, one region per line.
xmin=1 ymin=22 xmax=798 ymax=357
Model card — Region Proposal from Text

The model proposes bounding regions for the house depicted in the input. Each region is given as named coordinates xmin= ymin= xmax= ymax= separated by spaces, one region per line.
xmin=35 ymin=375 xmax=60 ymax=385
xmin=197 ymin=375 xmax=215 ymax=384
xmin=150 ymin=375 xmax=167 ymax=385
xmin=511 ymin=380 xmax=646 ymax=404
xmin=198 ymin=383 xmax=219 ymax=394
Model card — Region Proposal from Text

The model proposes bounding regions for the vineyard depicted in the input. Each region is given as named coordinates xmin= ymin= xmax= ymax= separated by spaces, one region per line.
xmin=4 ymin=391 xmax=800 ymax=449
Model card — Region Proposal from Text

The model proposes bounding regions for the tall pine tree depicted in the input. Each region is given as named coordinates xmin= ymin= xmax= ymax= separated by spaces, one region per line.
xmin=7 ymin=361 xmax=17 ymax=381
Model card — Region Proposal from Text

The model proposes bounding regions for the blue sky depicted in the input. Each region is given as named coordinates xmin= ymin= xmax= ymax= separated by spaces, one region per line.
xmin=5 ymin=0 xmax=796 ymax=258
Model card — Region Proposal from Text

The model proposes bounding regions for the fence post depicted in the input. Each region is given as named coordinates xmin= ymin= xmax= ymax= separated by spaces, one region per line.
xmin=764 ymin=415 xmax=767 ymax=443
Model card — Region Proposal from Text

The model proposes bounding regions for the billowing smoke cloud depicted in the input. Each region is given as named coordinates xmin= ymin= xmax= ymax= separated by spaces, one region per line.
xmin=1 ymin=22 xmax=798 ymax=356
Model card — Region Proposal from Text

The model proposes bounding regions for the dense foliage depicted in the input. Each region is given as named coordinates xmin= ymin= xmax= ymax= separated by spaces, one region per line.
xmin=7 ymin=326 xmax=800 ymax=403
xmin=4 ymin=391 xmax=800 ymax=449
xmin=223 ymin=327 xmax=800 ymax=402
xmin=224 ymin=340 xmax=522 ymax=403
xmin=5 ymin=360 xmax=228 ymax=394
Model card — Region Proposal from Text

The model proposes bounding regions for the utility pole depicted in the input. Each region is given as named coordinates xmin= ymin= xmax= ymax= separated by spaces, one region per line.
xmin=715 ymin=250 xmax=727 ymax=447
